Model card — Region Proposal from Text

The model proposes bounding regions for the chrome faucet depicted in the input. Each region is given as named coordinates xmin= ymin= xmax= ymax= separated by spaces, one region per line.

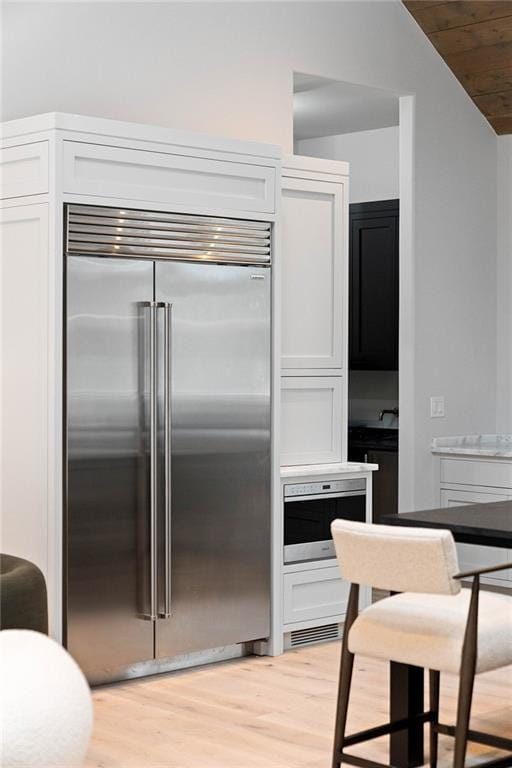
xmin=379 ymin=407 xmax=399 ymax=421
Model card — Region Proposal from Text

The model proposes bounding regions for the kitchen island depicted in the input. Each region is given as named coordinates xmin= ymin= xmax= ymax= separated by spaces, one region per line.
xmin=432 ymin=433 xmax=512 ymax=458
xmin=431 ymin=434 xmax=512 ymax=588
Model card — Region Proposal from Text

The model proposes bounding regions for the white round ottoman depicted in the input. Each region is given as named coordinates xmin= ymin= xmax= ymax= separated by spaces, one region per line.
xmin=0 ymin=630 xmax=93 ymax=768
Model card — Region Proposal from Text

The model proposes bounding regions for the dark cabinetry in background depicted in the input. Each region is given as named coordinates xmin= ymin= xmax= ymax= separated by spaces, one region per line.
xmin=348 ymin=429 xmax=398 ymax=522
xmin=365 ymin=449 xmax=398 ymax=523
xmin=349 ymin=200 xmax=399 ymax=371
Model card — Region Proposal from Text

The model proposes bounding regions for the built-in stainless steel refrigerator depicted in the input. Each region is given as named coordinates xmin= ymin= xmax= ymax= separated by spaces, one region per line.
xmin=65 ymin=205 xmax=271 ymax=684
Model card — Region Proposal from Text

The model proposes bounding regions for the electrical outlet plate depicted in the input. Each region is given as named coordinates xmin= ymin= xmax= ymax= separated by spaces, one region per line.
xmin=430 ymin=396 xmax=445 ymax=418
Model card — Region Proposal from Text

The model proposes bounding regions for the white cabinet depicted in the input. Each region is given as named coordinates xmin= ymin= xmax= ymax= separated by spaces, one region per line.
xmin=62 ymin=140 xmax=275 ymax=214
xmin=0 ymin=203 xmax=49 ymax=577
xmin=283 ymin=564 xmax=349 ymax=625
xmin=281 ymin=176 xmax=344 ymax=371
xmin=0 ymin=141 xmax=49 ymax=199
xmin=280 ymin=377 xmax=342 ymax=465
xmin=439 ymin=458 xmax=512 ymax=587
xmin=280 ymin=156 xmax=348 ymax=468
xmin=440 ymin=458 xmax=512 ymax=490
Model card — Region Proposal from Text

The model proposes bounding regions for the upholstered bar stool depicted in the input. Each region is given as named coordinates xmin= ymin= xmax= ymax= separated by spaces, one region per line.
xmin=330 ymin=520 xmax=512 ymax=768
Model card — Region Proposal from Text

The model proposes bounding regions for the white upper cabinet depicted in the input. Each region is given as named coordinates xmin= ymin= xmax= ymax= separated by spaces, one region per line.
xmin=281 ymin=157 xmax=348 ymax=373
xmin=279 ymin=156 xmax=349 ymax=466
xmin=0 ymin=141 xmax=49 ymax=199
xmin=62 ymin=140 xmax=276 ymax=215
xmin=280 ymin=376 xmax=343 ymax=465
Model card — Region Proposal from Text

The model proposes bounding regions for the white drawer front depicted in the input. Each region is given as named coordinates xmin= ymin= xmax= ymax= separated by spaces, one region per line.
xmin=1 ymin=142 xmax=49 ymax=199
xmin=440 ymin=488 xmax=510 ymax=505
xmin=280 ymin=376 xmax=342 ymax=465
xmin=283 ymin=566 xmax=349 ymax=625
xmin=62 ymin=141 xmax=275 ymax=214
xmin=440 ymin=458 xmax=512 ymax=489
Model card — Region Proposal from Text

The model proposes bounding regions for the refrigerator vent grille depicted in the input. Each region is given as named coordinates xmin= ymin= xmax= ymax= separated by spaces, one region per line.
xmin=288 ymin=623 xmax=341 ymax=648
xmin=66 ymin=204 xmax=271 ymax=265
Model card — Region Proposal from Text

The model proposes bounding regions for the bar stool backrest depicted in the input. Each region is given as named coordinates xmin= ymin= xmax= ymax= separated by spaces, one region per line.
xmin=331 ymin=520 xmax=461 ymax=595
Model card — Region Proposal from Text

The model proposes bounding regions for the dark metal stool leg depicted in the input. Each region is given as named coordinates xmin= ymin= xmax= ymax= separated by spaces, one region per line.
xmin=453 ymin=664 xmax=475 ymax=768
xmin=453 ymin=662 xmax=476 ymax=768
xmin=429 ymin=670 xmax=440 ymax=768
xmin=332 ymin=644 xmax=355 ymax=767
xmin=332 ymin=584 xmax=359 ymax=768
xmin=453 ymin=577 xmax=479 ymax=768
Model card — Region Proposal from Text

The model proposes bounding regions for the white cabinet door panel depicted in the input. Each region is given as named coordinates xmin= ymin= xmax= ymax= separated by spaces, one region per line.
xmin=1 ymin=204 xmax=49 ymax=576
xmin=280 ymin=377 xmax=342 ymax=466
xmin=283 ymin=566 xmax=349 ymax=625
xmin=0 ymin=141 xmax=49 ymax=199
xmin=281 ymin=177 xmax=344 ymax=370
xmin=62 ymin=141 xmax=275 ymax=214
xmin=440 ymin=488 xmax=511 ymax=582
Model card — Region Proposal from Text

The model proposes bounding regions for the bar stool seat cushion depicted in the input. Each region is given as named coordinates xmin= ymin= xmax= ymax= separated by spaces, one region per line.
xmin=348 ymin=588 xmax=512 ymax=674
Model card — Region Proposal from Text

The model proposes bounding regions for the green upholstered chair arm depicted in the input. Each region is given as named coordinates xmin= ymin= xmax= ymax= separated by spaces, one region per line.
xmin=0 ymin=554 xmax=48 ymax=634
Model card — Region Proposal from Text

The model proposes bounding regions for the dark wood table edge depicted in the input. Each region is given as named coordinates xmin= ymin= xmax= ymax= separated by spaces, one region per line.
xmin=381 ymin=513 xmax=511 ymax=549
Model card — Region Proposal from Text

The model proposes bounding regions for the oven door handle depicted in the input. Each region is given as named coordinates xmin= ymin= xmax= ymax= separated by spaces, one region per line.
xmin=284 ymin=491 xmax=366 ymax=503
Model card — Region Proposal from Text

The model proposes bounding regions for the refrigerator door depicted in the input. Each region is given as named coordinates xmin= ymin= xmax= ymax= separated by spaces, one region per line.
xmin=66 ymin=256 xmax=155 ymax=683
xmin=155 ymin=261 xmax=271 ymax=659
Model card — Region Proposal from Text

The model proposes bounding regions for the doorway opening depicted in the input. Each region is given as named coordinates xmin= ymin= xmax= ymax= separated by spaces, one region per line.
xmin=293 ymin=72 xmax=414 ymax=517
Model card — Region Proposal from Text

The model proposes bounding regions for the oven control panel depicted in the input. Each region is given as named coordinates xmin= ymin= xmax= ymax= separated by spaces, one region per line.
xmin=284 ymin=478 xmax=366 ymax=497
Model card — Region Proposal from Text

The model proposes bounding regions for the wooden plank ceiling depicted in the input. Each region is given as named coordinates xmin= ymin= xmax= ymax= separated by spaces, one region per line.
xmin=403 ymin=1 xmax=512 ymax=134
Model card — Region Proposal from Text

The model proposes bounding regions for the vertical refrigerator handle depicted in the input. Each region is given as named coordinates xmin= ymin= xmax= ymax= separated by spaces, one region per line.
xmin=148 ymin=301 xmax=159 ymax=621
xmin=139 ymin=301 xmax=158 ymax=621
xmin=160 ymin=302 xmax=172 ymax=618
xmin=140 ymin=300 xmax=171 ymax=622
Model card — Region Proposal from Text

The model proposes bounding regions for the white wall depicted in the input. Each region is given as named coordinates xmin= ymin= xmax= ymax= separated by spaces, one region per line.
xmin=2 ymin=0 xmax=498 ymax=511
xmin=297 ymin=127 xmax=399 ymax=203
xmin=497 ymin=136 xmax=512 ymax=431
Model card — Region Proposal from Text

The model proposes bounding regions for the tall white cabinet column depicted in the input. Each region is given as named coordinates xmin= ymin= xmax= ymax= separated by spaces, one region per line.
xmin=280 ymin=156 xmax=349 ymax=466
xmin=1 ymin=203 xmax=50 ymax=575
xmin=272 ymin=156 xmax=375 ymax=657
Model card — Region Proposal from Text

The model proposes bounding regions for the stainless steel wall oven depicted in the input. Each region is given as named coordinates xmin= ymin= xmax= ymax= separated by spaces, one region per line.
xmin=284 ymin=479 xmax=366 ymax=564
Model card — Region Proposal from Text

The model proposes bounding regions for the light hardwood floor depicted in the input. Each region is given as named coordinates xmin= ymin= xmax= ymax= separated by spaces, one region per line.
xmin=85 ymin=643 xmax=511 ymax=768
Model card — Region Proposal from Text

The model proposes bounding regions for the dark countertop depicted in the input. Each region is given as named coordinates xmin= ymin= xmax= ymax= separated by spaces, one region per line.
xmin=348 ymin=427 xmax=398 ymax=453
xmin=382 ymin=501 xmax=512 ymax=548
